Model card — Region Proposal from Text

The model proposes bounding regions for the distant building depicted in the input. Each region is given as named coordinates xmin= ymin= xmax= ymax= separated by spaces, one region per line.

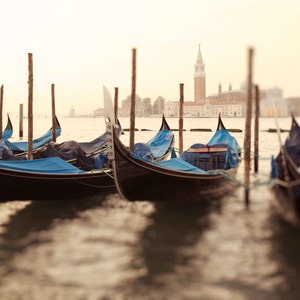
xmin=164 ymin=101 xmax=179 ymax=117
xmin=95 ymin=44 xmax=292 ymax=118
xmin=182 ymin=101 xmax=202 ymax=117
xmin=286 ymin=97 xmax=300 ymax=116
xmin=120 ymin=95 xmax=143 ymax=117
xmin=194 ymin=44 xmax=206 ymax=103
xmin=205 ymin=83 xmax=246 ymax=117
xmin=181 ymin=45 xmax=247 ymax=117
xmin=94 ymin=107 xmax=104 ymax=117
xmin=260 ymin=86 xmax=288 ymax=117
xmin=70 ymin=106 xmax=75 ymax=117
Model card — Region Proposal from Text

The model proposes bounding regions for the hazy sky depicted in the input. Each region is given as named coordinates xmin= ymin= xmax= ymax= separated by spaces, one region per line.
xmin=0 ymin=0 xmax=299 ymax=115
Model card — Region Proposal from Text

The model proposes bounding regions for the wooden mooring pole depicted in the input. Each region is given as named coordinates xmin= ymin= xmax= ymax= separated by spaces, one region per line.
xmin=254 ymin=85 xmax=260 ymax=173
xmin=51 ymin=83 xmax=57 ymax=142
xmin=244 ymin=47 xmax=254 ymax=205
xmin=129 ymin=48 xmax=136 ymax=152
xmin=114 ymin=87 xmax=118 ymax=123
xmin=19 ymin=103 xmax=24 ymax=139
xmin=27 ymin=53 xmax=33 ymax=160
xmin=179 ymin=83 xmax=184 ymax=153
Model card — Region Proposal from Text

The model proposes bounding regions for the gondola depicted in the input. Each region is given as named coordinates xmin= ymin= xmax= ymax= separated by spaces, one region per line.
xmin=271 ymin=115 xmax=300 ymax=224
xmin=2 ymin=114 xmax=13 ymax=139
xmin=30 ymin=132 xmax=110 ymax=170
xmin=0 ymin=106 xmax=176 ymax=200
xmin=32 ymin=121 xmax=123 ymax=170
xmin=0 ymin=156 xmax=114 ymax=201
xmin=28 ymin=113 xmax=172 ymax=171
xmin=104 ymin=86 xmax=240 ymax=201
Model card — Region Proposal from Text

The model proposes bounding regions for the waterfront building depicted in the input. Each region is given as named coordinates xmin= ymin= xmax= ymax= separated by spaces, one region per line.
xmin=287 ymin=97 xmax=300 ymax=116
xmin=194 ymin=44 xmax=206 ymax=103
xmin=164 ymin=101 xmax=179 ymax=117
xmin=95 ymin=44 xmax=290 ymax=118
xmin=181 ymin=45 xmax=247 ymax=117
xmin=260 ymin=86 xmax=288 ymax=117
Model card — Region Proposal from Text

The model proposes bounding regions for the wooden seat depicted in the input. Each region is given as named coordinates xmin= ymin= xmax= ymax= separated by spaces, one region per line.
xmin=209 ymin=153 xmax=226 ymax=169
xmin=195 ymin=157 xmax=210 ymax=170
xmin=195 ymin=153 xmax=226 ymax=170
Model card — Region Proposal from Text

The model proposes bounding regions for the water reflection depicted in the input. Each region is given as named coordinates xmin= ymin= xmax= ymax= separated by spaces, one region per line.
xmin=269 ymin=209 xmax=300 ymax=299
xmin=0 ymin=195 xmax=108 ymax=278
xmin=125 ymin=198 xmax=221 ymax=295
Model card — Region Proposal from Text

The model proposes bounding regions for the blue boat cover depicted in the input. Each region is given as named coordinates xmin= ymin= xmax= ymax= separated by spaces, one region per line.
xmin=153 ymin=157 xmax=209 ymax=173
xmin=2 ymin=129 xmax=13 ymax=140
xmin=0 ymin=140 xmax=13 ymax=159
xmin=94 ymin=151 xmax=109 ymax=169
xmin=179 ymin=129 xmax=240 ymax=170
xmin=0 ymin=156 xmax=84 ymax=174
xmin=131 ymin=151 xmax=208 ymax=174
xmin=4 ymin=128 xmax=62 ymax=151
xmin=2 ymin=115 xmax=13 ymax=139
xmin=78 ymin=132 xmax=107 ymax=154
xmin=207 ymin=129 xmax=239 ymax=150
xmin=134 ymin=129 xmax=174 ymax=161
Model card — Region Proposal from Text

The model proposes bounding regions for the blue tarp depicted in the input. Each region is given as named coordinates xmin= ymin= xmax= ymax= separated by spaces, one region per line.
xmin=0 ymin=156 xmax=84 ymax=174
xmin=153 ymin=157 xmax=208 ymax=173
xmin=134 ymin=143 xmax=154 ymax=161
xmin=134 ymin=129 xmax=174 ymax=161
xmin=207 ymin=129 xmax=239 ymax=151
xmin=0 ymin=140 xmax=13 ymax=159
xmin=95 ymin=152 xmax=109 ymax=169
xmin=180 ymin=129 xmax=239 ymax=170
xmin=130 ymin=151 xmax=208 ymax=173
xmin=2 ymin=129 xmax=13 ymax=140
xmin=130 ymin=128 xmax=239 ymax=174
xmin=4 ymin=128 xmax=62 ymax=151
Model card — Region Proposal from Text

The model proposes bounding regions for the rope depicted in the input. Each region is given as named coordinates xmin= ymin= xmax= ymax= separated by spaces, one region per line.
xmin=211 ymin=169 xmax=246 ymax=188
xmin=212 ymin=169 xmax=276 ymax=191
xmin=170 ymin=147 xmax=275 ymax=192
xmin=101 ymin=168 xmax=114 ymax=179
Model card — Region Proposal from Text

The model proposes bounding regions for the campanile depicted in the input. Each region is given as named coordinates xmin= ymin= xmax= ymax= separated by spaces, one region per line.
xmin=194 ymin=44 xmax=206 ymax=103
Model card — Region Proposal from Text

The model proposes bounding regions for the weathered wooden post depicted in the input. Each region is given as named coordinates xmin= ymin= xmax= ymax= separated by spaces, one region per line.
xmin=129 ymin=48 xmax=136 ymax=152
xmin=19 ymin=103 xmax=24 ymax=139
xmin=51 ymin=83 xmax=57 ymax=142
xmin=27 ymin=53 xmax=34 ymax=160
xmin=254 ymin=84 xmax=260 ymax=173
xmin=114 ymin=87 xmax=118 ymax=123
xmin=244 ymin=47 xmax=254 ymax=205
xmin=179 ymin=83 xmax=184 ymax=153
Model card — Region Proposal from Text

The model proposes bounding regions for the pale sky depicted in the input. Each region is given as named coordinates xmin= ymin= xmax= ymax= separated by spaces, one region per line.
xmin=0 ymin=0 xmax=299 ymax=115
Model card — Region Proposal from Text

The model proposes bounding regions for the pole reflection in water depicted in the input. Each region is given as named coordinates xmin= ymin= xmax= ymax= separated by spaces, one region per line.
xmin=130 ymin=199 xmax=219 ymax=289
xmin=268 ymin=208 xmax=300 ymax=299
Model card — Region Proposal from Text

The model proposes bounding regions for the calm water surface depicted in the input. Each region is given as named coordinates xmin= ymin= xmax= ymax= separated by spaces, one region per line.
xmin=0 ymin=116 xmax=299 ymax=299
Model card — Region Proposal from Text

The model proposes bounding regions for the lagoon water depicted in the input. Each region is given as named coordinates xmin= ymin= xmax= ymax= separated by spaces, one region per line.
xmin=0 ymin=115 xmax=299 ymax=299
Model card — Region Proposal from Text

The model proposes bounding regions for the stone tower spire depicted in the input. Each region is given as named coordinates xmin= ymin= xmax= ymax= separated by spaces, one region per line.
xmin=194 ymin=44 xmax=206 ymax=103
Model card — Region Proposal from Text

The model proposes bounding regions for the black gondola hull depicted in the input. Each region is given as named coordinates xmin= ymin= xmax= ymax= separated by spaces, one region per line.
xmin=272 ymin=115 xmax=300 ymax=224
xmin=0 ymin=168 xmax=115 ymax=201
xmin=112 ymin=128 xmax=238 ymax=201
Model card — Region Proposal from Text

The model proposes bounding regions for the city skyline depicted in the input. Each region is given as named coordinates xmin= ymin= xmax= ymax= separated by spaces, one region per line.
xmin=0 ymin=0 xmax=299 ymax=116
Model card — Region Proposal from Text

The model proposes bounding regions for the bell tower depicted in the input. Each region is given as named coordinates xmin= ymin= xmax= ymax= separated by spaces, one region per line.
xmin=194 ymin=44 xmax=206 ymax=103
